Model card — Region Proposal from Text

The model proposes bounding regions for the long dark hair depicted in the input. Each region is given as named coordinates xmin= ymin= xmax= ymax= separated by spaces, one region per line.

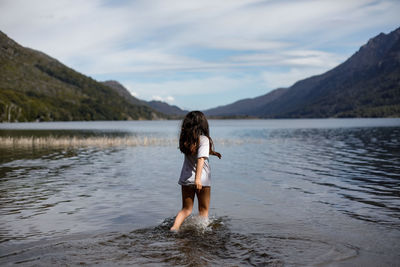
xmin=179 ymin=111 xmax=221 ymax=158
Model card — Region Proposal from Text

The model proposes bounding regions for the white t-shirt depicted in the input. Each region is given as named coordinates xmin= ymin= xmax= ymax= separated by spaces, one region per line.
xmin=178 ymin=135 xmax=211 ymax=186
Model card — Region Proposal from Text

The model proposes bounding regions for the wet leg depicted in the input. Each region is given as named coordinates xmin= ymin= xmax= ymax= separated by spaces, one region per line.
xmin=197 ymin=186 xmax=210 ymax=218
xmin=170 ymin=186 xmax=195 ymax=231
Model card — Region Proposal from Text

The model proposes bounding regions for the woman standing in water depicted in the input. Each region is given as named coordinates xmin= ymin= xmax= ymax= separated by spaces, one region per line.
xmin=170 ymin=111 xmax=221 ymax=231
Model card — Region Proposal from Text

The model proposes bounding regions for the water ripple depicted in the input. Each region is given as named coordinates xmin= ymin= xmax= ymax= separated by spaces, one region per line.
xmin=0 ymin=217 xmax=358 ymax=267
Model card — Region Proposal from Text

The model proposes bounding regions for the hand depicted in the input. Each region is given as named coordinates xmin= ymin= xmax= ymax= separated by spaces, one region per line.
xmin=211 ymin=151 xmax=222 ymax=159
xmin=195 ymin=179 xmax=202 ymax=190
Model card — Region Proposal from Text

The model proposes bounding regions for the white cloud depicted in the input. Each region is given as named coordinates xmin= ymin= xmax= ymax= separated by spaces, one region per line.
xmin=76 ymin=48 xmax=209 ymax=75
xmin=166 ymin=96 xmax=175 ymax=102
xmin=230 ymin=49 xmax=345 ymax=69
xmin=151 ymin=96 xmax=163 ymax=101
xmin=151 ymin=95 xmax=175 ymax=103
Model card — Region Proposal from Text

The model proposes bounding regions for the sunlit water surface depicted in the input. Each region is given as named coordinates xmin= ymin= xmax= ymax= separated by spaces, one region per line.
xmin=0 ymin=119 xmax=399 ymax=266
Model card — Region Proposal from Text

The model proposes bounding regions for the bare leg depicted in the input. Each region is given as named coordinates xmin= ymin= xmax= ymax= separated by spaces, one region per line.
xmin=170 ymin=186 xmax=195 ymax=231
xmin=196 ymin=186 xmax=211 ymax=218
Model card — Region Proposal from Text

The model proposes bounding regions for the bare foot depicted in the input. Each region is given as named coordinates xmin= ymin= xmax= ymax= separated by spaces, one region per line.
xmin=170 ymin=226 xmax=179 ymax=232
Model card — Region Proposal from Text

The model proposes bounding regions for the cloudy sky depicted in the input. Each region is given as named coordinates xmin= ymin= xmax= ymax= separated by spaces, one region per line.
xmin=1 ymin=0 xmax=399 ymax=110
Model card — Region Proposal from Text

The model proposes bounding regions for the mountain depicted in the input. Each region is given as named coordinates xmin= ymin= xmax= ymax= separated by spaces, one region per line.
xmin=101 ymin=80 xmax=143 ymax=106
xmin=101 ymin=80 xmax=187 ymax=116
xmin=0 ymin=31 xmax=164 ymax=122
xmin=205 ymin=88 xmax=286 ymax=117
xmin=205 ymin=27 xmax=400 ymax=118
xmin=146 ymin=100 xmax=187 ymax=116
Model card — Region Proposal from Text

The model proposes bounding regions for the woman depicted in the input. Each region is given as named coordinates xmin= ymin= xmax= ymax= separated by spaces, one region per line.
xmin=170 ymin=111 xmax=221 ymax=231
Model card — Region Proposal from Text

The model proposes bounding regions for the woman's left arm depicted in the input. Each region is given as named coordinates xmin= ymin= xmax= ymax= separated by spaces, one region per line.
xmin=194 ymin=157 xmax=205 ymax=190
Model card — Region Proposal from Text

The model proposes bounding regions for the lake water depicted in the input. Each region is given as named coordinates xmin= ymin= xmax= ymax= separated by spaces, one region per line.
xmin=0 ymin=119 xmax=399 ymax=266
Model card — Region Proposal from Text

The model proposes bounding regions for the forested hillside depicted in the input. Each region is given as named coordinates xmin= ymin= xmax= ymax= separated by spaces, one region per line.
xmin=0 ymin=31 xmax=163 ymax=122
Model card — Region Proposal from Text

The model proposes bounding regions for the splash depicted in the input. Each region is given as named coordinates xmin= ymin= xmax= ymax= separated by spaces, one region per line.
xmin=178 ymin=216 xmax=213 ymax=234
xmin=159 ymin=216 xmax=223 ymax=235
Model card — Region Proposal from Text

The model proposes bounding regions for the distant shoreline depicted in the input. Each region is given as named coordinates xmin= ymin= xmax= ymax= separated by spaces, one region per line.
xmin=2 ymin=115 xmax=400 ymax=123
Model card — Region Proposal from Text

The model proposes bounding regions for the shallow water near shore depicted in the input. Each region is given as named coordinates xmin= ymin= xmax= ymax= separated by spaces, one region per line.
xmin=0 ymin=119 xmax=399 ymax=266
